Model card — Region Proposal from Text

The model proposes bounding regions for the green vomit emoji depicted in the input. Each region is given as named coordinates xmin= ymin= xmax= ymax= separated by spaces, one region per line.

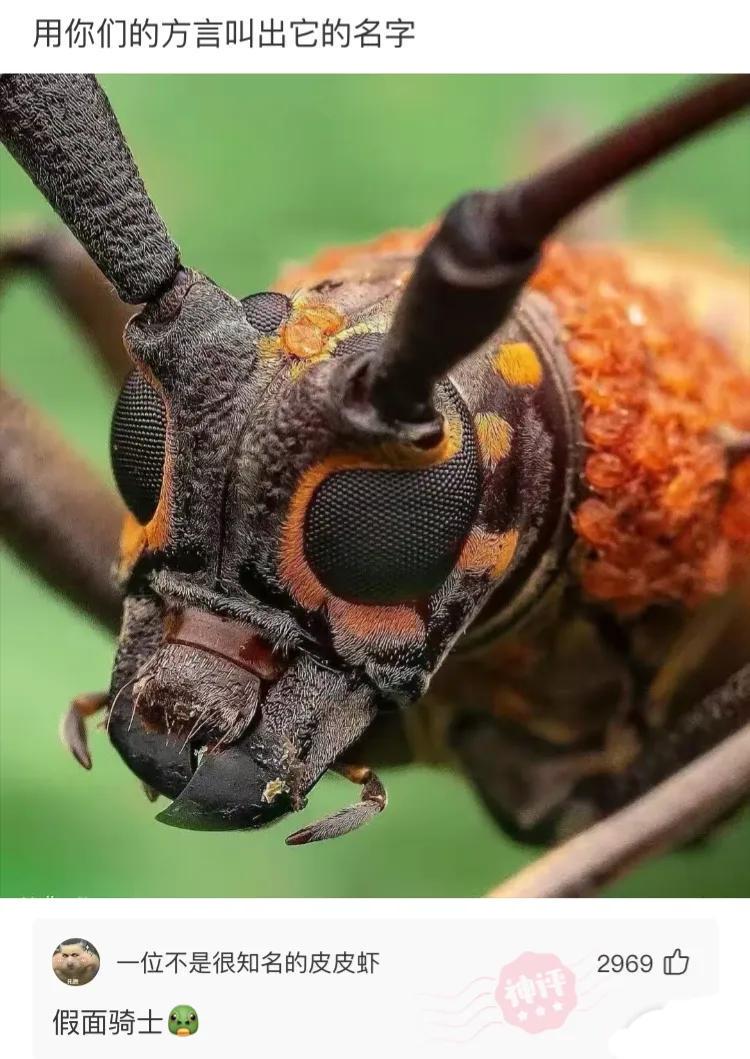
xmin=169 ymin=1005 xmax=199 ymax=1036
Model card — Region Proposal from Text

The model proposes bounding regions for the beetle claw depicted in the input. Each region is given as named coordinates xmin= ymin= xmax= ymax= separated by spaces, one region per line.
xmin=286 ymin=764 xmax=387 ymax=846
xmin=60 ymin=706 xmax=91 ymax=770
xmin=59 ymin=691 xmax=108 ymax=770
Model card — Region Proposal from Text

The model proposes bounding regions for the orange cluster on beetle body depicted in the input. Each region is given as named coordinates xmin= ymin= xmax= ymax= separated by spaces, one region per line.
xmin=532 ymin=242 xmax=750 ymax=614
xmin=276 ymin=226 xmax=435 ymax=293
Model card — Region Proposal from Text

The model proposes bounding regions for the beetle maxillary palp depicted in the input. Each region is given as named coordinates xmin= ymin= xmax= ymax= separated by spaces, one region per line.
xmin=285 ymin=764 xmax=387 ymax=846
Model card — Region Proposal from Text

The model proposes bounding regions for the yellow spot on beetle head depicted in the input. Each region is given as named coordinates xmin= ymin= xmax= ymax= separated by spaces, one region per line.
xmin=493 ymin=342 xmax=543 ymax=387
xmin=458 ymin=528 xmax=520 ymax=579
xmin=475 ymin=413 xmax=513 ymax=469
xmin=281 ymin=304 xmax=344 ymax=360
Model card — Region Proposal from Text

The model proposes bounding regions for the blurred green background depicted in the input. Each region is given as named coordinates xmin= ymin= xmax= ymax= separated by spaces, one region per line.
xmin=1 ymin=75 xmax=749 ymax=898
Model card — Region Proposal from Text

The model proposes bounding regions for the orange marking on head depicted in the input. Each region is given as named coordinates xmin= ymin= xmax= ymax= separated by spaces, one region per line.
xmin=474 ymin=412 xmax=513 ymax=468
xmin=278 ymin=460 xmax=331 ymax=610
xmin=492 ymin=342 xmax=543 ymax=387
xmin=281 ymin=303 xmax=345 ymax=361
xmin=117 ymin=490 xmax=171 ymax=580
xmin=328 ymin=597 xmax=425 ymax=644
xmin=144 ymin=503 xmax=170 ymax=551
xmin=279 ymin=414 xmax=464 ymax=608
xmin=283 ymin=320 xmax=324 ymax=360
xmin=118 ymin=513 xmax=147 ymax=578
xmin=458 ymin=528 xmax=519 ymax=579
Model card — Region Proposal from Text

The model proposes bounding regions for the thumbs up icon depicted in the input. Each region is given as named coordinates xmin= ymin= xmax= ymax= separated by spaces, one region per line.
xmin=663 ymin=949 xmax=690 ymax=975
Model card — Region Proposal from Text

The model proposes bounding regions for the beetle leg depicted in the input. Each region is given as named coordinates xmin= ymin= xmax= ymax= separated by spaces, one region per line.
xmin=490 ymin=664 xmax=750 ymax=897
xmin=0 ymin=380 xmax=124 ymax=631
xmin=563 ymin=664 xmax=750 ymax=828
xmin=644 ymin=591 xmax=742 ymax=729
xmin=59 ymin=691 xmax=108 ymax=770
xmin=285 ymin=764 xmax=387 ymax=846
xmin=1 ymin=227 xmax=133 ymax=385
xmin=450 ymin=710 xmax=641 ymax=845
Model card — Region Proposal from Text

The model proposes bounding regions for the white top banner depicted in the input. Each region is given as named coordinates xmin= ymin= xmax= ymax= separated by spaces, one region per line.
xmin=1 ymin=0 xmax=749 ymax=73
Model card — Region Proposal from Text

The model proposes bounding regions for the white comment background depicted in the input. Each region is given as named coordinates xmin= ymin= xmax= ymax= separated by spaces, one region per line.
xmin=0 ymin=899 xmax=747 ymax=1057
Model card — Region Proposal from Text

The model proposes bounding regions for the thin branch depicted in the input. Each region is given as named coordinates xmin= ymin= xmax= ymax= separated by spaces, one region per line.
xmin=0 ymin=381 xmax=124 ymax=632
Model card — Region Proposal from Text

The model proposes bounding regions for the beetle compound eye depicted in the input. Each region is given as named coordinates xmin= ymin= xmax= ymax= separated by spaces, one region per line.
xmin=110 ymin=370 xmax=166 ymax=524
xmin=303 ymin=387 xmax=481 ymax=604
xmin=241 ymin=291 xmax=291 ymax=333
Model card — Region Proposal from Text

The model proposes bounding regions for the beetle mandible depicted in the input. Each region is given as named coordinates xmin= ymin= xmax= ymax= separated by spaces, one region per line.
xmin=1 ymin=74 xmax=748 ymax=870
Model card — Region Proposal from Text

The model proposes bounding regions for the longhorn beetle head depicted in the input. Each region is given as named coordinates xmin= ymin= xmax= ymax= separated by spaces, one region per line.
xmin=4 ymin=74 xmax=748 ymax=843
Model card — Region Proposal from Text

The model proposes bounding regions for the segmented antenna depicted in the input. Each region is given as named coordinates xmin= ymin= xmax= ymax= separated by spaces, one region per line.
xmin=0 ymin=74 xmax=180 ymax=304
xmin=340 ymin=74 xmax=750 ymax=439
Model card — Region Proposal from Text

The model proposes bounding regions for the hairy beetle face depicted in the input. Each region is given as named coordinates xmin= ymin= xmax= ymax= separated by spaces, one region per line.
xmin=105 ymin=263 xmax=576 ymax=838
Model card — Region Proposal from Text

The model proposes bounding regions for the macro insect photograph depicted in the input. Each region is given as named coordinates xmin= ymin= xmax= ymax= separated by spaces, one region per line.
xmin=0 ymin=73 xmax=748 ymax=899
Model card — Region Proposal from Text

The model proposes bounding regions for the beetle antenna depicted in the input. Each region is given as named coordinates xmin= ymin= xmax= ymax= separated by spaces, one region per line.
xmin=338 ymin=74 xmax=750 ymax=439
xmin=0 ymin=74 xmax=180 ymax=304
